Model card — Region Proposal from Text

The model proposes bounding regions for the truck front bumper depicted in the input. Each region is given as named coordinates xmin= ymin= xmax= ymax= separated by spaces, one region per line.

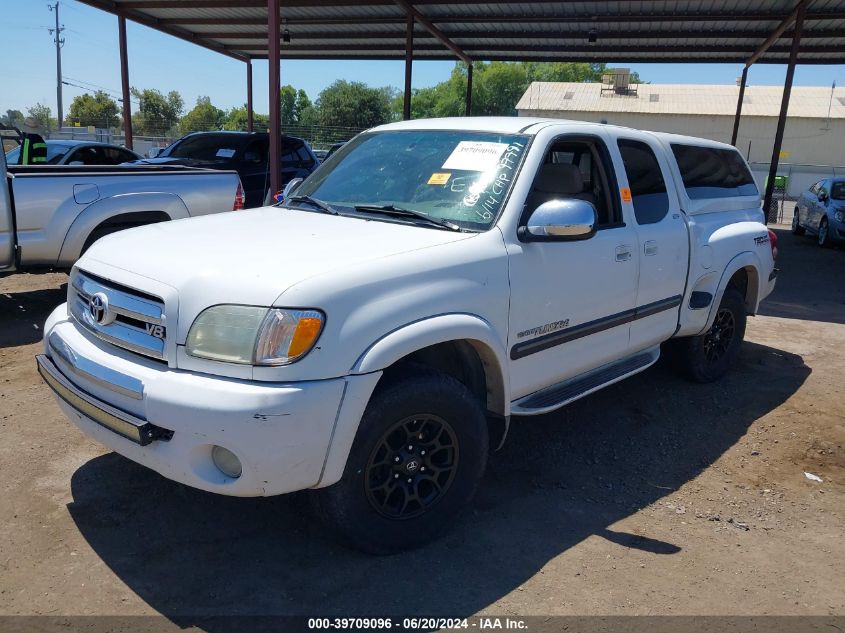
xmin=40 ymin=310 xmax=380 ymax=497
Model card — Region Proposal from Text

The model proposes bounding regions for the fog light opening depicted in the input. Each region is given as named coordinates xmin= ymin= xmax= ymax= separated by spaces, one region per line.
xmin=212 ymin=445 xmax=242 ymax=479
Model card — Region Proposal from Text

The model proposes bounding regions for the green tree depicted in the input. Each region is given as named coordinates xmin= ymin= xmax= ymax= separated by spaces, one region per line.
xmin=179 ymin=95 xmax=225 ymax=134
xmin=1 ymin=109 xmax=24 ymax=127
xmin=67 ymin=90 xmax=120 ymax=129
xmin=131 ymin=88 xmax=184 ymax=136
xmin=315 ymin=80 xmax=393 ymax=129
xmin=26 ymin=103 xmax=55 ymax=132
xmin=280 ymin=85 xmax=314 ymax=125
xmin=222 ymin=104 xmax=268 ymax=131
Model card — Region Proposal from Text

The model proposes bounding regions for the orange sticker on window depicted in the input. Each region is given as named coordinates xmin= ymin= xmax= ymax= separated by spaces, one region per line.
xmin=428 ymin=172 xmax=451 ymax=185
xmin=620 ymin=187 xmax=632 ymax=203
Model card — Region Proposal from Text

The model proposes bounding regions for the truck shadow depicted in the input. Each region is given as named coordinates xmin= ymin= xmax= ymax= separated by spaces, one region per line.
xmin=0 ymin=284 xmax=67 ymax=348
xmin=67 ymin=340 xmax=809 ymax=624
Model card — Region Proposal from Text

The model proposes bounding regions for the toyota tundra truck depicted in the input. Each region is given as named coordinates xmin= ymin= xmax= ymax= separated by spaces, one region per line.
xmin=36 ymin=117 xmax=777 ymax=553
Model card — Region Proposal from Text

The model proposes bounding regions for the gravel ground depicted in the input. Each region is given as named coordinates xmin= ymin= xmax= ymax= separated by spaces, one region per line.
xmin=0 ymin=227 xmax=843 ymax=621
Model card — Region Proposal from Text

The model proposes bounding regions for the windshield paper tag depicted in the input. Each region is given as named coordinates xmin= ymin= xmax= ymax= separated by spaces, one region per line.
xmin=428 ymin=172 xmax=451 ymax=185
xmin=215 ymin=148 xmax=236 ymax=158
xmin=442 ymin=141 xmax=509 ymax=172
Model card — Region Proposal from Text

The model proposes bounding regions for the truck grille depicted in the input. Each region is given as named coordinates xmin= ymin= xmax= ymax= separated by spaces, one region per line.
xmin=69 ymin=271 xmax=167 ymax=361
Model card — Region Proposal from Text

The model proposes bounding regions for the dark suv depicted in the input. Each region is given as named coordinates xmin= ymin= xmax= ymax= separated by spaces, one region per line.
xmin=136 ymin=131 xmax=320 ymax=208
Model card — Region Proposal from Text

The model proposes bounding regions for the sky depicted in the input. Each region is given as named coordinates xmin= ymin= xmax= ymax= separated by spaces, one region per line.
xmin=2 ymin=0 xmax=844 ymax=119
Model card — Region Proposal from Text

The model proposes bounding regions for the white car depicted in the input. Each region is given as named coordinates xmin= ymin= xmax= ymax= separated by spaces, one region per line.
xmin=37 ymin=117 xmax=777 ymax=553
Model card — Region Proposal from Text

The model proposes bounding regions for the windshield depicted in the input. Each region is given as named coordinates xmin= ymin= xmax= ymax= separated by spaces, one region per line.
xmin=163 ymin=135 xmax=241 ymax=162
xmin=832 ymin=181 xmax=845 ymax=200
xmin=5 ymin=143 xmax=72 ymax=165
xmin=293 ymin=130 xmax=529 ymax=231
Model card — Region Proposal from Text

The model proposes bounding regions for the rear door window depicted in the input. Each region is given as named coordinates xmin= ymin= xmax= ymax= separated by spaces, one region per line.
xmin=670 ymin=144 xmax=758 ymax=199
xmin=618 ymin=139 xmax=670 ymax=224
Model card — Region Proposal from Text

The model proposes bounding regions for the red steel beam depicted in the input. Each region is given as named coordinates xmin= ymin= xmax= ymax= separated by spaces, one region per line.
xmin=392 ymin=0 xmax=471 ymax=64
xmin=268 ymin=0 xmax=281 ymax=198
xmin=246 ymin=59 xmax=254 ymax=132
xmin=747 ymin=0 xmax=809 ymax=66
xmin=118 ymin=15 xmax=133 ymax=150
xmin=403 ymin=14 xmax=413 ymax=120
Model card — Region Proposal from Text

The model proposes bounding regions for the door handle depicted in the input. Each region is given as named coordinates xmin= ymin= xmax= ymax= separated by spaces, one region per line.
xmin=615 ymin=245 xmax=633 ymax=262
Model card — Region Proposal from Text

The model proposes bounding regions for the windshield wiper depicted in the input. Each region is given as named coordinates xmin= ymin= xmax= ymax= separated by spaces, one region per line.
xmin=286 ymin=195 xmax=339 ymax=215
xmin=353 ymin=204 xmax=461 ymax=231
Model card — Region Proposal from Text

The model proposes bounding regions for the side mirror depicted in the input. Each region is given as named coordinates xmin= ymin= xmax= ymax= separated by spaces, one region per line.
xmin=147 ymin=147 xmax=160 ymax=158
xmin=522 ymin=199 xmax=598 ymax=241
xmin=281 ymin=177 xmax=303 ymax=201
xmin=818 ymin=191 xmax=828 ymax=203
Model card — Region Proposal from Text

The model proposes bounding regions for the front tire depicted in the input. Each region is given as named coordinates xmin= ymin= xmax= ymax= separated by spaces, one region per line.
xmin=818 ymin=217 xmax=831 ymax=248
xmin=674 ymin=288 xmax=747 ymax=383
xmin=791 ymin=209 xmax=805 ymax=235
xmin=313 ymin=368 xmax=489 ymax=554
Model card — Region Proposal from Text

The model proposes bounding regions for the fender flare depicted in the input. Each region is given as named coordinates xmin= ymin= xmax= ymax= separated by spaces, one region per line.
xmin=704 ymin=250 xmax=763 ymax=332
xmin=57 ymin=192 xmax=189 ymax=265
xmin=352 ymin=313 xmax=511 ymax=417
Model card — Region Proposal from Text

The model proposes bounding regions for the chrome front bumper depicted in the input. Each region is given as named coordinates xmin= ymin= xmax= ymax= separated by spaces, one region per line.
xmin=36 ymin=354 xmax=172 ymax=446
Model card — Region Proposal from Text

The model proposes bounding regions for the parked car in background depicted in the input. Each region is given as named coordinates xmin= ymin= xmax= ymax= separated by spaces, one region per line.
xmin=0 ymin=150 xmax=244 ymax=274
xmin=37 ymin=117 xmax=776 ymax=553
xmin=792 ymin=177 xmax=845 ymax=247
xmin=324 ymin=141 xmax=347 ymax=161
xmin=135 ymin=131 xmax=319 ymax=208
xmin=5 ymin=140 xmax=141 ymax=166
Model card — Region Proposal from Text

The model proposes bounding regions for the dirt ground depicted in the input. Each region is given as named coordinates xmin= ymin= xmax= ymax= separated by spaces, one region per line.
xmin=0 ymin=227 xmax=843 ymax=621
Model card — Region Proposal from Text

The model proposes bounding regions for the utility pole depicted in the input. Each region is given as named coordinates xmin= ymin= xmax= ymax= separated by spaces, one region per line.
xmin=48 ymin=2 xmax=65 ymax=129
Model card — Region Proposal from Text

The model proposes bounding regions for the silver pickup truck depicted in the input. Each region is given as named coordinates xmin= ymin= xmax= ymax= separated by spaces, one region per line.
xmin=0 ymin=152 xmax=243 ymax=274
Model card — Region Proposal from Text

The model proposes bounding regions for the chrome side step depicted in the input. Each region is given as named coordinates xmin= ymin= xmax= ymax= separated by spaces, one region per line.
xmin=511 ymin=347 xmax=660 ymax=416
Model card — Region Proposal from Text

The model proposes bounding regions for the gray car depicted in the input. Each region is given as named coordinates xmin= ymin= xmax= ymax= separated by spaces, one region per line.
xmin=792 ymin=177 xmax=845 ymax=247
xmin=5 ymin=140 xmax=141 ymax=166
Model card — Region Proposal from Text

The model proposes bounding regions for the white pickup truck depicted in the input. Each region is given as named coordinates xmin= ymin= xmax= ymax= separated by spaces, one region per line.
xmin=37 ymin=117 xmax=777 ymax=553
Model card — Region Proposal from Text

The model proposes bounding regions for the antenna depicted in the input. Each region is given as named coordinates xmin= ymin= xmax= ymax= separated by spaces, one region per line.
xmin=48 ymin=2 xmax=65 ymax=129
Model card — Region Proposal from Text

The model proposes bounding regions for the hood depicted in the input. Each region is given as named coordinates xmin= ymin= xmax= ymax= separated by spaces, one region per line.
xmin=131 ymin=156 xmax=224 ymax=168
xmin=81 ymin=207 xmax=476 ymax=325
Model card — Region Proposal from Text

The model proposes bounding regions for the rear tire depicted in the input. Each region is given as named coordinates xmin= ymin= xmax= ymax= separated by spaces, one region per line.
xmin=791 ymin=209 xmax=805 ymax=235
xmin=818 ymin=217 xmax=831 ymax=248
xmin=313 ymin=368 xmax=489 ymax=554
xmin=674 ymin=288 xmax=747 ymax=383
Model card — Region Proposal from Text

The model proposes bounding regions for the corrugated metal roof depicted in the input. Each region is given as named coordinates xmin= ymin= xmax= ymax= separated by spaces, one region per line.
xmin=74 ymin=0 xmax=845 ymax=64
xmin=516 ymin=82 xmax=845 ymax=119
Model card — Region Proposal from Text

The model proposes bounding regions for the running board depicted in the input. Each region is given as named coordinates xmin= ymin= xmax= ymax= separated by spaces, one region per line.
xmin=511 ymin=348 xmax=660 ymax=416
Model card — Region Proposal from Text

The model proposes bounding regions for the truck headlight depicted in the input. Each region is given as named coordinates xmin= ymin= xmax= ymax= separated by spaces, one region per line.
xmin=186 ymin=305 xmax=324 ymax=365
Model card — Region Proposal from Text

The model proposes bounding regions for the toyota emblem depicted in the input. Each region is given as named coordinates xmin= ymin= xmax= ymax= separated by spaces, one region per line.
xmin=88 ymin=292 xmax=113 ymax=325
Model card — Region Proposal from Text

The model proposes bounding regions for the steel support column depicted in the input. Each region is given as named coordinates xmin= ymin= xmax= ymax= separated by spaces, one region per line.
xmin=731 ymin=66 xmax=748 ymax=146
xmin=763 ymin=1 xmax=806 ymax=224
xmin=403 ymin=14 xmax=413 ymax=120
xmin=465 ymin=63 xmax=473 ymax=116
xmin=118 ymin=15 xmax=133 ymax=150
xmin=268 ymin=0 xmax=281 ymax=197
xmin=246 ymin=59 xmax=254 ymax=132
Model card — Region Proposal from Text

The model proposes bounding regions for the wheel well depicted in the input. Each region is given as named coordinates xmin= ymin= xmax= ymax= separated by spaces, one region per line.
xmin=82 ymin=211 xmax=171 ymax=253
xmin=727 ymin=266 xmax=759 ymax=314
xmin=378 ymin=340 xmax=507 ymax=449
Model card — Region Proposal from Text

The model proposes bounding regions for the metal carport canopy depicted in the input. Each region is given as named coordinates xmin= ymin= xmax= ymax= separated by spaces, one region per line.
xmin=74 ymin=0 xmax=845 ymax=219
xmin=75 ymin=0 xmax=845 ymax=63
